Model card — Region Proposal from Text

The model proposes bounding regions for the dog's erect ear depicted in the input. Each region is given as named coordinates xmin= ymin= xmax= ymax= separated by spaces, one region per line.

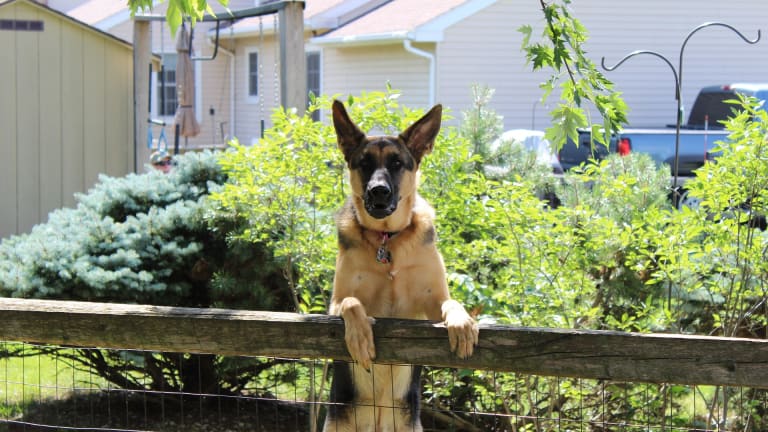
xmin=332 ymin=100 xmax=366 ymax=162
xmin=399 ymin=104 xmax=442 ymax=164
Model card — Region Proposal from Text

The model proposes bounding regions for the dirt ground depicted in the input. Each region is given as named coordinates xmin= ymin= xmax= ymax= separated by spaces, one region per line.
xmin=6 ymin=393 xmax=312 ymax=432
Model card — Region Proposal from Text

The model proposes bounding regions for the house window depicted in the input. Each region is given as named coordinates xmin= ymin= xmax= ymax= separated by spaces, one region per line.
xmin=157 ymin=54 xmax=177 ymax=116
xmin=306 ymin=51 xmax=321 ymax=121
xmin=0 ymin=19 xmax=44 ymax=31
xmin=248 ymin=51 xmax=259 ymax=98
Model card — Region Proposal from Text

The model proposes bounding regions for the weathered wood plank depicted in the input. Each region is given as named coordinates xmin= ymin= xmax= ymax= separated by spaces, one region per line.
xmin=0 ymin=298 xmax=766 ymax=388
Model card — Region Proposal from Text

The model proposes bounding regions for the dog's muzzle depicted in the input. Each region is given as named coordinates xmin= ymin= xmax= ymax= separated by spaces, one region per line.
xmin=364 ymin=183 xmax=396 ymax=219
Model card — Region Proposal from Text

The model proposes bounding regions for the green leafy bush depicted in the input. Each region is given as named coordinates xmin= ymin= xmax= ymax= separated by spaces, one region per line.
xmin=461 ymin=84 xmax=503 ymax=168
xmin=211 ymin=90 xmax=661 ymax=428
xmin=653 ymin=95 xmax=768 ymax=338
xmin=210 ymin=90 xmax=462 ymax=314
xmin=1 ymin=87 xmax=765 ymax=429
xmin=210 ymin=100 xmax=342 ymax=313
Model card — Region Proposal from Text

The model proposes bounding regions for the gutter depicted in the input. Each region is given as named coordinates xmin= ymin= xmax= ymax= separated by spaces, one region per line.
xmin=310 ymin=31 xmax=438 ymax=107
xmin=403 ymin=39 xmax=436 ymax=107
xmin=207 ymin=36 xmax=235 ymax=142
xmin=312 ymin=31 xmax=409 ymax=46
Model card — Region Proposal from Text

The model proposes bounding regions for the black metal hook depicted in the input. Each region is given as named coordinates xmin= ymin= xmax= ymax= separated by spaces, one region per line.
xmin=678 ymin=22 xmax=761 ymax=101
xmin=600 ymin=21 xmax=761 ymax=215
xmin=601 ymin=50 xmax=680 ymax=101
xmin=189 ymin=20 xmax=224 ymax=61
xmin=681 ymin=22 xmax=761 ymax=56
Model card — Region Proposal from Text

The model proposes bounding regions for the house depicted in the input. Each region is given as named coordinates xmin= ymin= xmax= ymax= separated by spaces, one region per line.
xmin=62 ymin=0 xmax=768 ymax=146
xmin=312 ymin=0 xmax=768 ymax=130
xmin=0 ymin=0 xmax=136 ymax=238
xmin=5 ymin=0 xmax=767 ymax=238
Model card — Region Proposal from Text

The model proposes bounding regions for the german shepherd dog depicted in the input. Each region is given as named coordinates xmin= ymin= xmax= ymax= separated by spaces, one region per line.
xmin=324 ymin=100 xmax=479 ymax=432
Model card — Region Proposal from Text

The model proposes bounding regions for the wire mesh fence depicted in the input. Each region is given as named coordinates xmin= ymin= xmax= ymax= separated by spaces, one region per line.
xmin=2 ymin=341 xmax=767 ymax=432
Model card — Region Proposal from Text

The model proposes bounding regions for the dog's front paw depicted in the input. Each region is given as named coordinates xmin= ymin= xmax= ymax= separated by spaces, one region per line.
xmin=344 ymin=316 xmax=376 ymax=370
xmin=443 ymin=301 xmax=479 ymax=359
xmin=339 ymin=298 xmax=376 ymax=370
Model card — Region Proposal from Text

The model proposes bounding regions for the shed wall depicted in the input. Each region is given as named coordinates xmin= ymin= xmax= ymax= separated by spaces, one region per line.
xmin=0 ymin=1 xmax=134 ymax=238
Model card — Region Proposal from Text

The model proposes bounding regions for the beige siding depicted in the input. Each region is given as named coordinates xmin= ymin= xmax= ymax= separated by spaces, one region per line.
xmin=196 ymin=36 xmax=233 ymax=146
xmin=38 ymin=12 xmax=64 ymax=221
xmin=0 ymin=4 xmax=18 ymax=236
xmin=82 ymin=32 xmax=107 ymax=187
xmin=61 ymin=17 xmax=86 ymax=209
xmin=124 ymin=19 xmax=236 ymax=157
xmin=0 ymin=1 xmax=134 ymax=238
xmin=322 ymin=43 xmax=431 ymax=111
xmin=105 ymin=44 xmax=133 ymax=176
xmin=105 ymin=0 xmax=254 ymax=153
xmin=14 ymin=3 xmax=42 ymax=234
xmin=104 ymin=7 xmax=300 ymax=150
xmin=232 ymin=34 xmax=282 ymax=144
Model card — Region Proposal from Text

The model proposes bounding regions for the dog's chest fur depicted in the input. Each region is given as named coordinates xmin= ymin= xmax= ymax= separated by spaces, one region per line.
xmin=327 ymin=197 xmax=439 ymax=430
xmin=335 ymin=195 xmax=440 ymax=319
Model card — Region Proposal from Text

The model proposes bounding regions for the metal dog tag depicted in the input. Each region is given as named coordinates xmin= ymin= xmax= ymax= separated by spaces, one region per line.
xmin=376 ymin=245 xmax=391 ymax=264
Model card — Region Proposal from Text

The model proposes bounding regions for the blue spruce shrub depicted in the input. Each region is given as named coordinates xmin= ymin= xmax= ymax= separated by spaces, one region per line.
xmin=0 ymin=150 xmax=290 ymax=310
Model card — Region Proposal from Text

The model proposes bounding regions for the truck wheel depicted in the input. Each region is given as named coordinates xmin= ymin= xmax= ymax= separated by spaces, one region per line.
xmin=677 ymin=189 xmax=701 ymax=210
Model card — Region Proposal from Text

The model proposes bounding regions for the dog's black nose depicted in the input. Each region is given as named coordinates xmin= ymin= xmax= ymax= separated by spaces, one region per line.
xmin=368 ymin=185 xmax=392 ymax=204
xmin=364 ymin=182 xmax=396 ymax=218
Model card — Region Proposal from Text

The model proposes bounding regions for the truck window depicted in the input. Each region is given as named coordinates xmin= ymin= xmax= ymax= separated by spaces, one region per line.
xmin=687 ymin=91 xmax=735 ymax=128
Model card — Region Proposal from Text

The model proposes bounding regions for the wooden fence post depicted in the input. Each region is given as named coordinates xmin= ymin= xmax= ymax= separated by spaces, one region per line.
xmin=133 ymin=20 xmax=151 ymax=173
xmin=279 ymin=1 xmax=306 ymax=114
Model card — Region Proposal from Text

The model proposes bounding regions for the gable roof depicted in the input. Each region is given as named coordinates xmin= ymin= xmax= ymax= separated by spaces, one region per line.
xmin=65 ymin=0 xmax=127 ymax=28
xmin=0 ymin=0 xmax=133 ymax=48
xmin=311 ymin=0 xmax=497 ymax=45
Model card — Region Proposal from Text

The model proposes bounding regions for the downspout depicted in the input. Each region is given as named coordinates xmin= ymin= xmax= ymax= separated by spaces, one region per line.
xmin=208 ymin=36 xmax=236 ymax=141
xmin=403 ymin=39 xmax=435 ymax=106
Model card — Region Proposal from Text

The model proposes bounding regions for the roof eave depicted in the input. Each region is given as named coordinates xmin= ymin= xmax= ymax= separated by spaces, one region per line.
xmin=2 ymin=0 xmax=135 ymax=49
xmin=311 ymin=29 xmax=442 ymax=46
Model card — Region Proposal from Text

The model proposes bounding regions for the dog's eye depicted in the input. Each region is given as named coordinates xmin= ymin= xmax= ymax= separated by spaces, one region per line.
xmin=358 ymin=156 xmax=374 ymax=170
xmin=389 ymin=159 xmax=403 ymax=170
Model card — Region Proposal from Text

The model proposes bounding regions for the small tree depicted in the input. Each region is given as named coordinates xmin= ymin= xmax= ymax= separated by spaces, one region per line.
xmin=461 ymin=84 xmax=503 ymax=167
xmin=653 ymin=95 xmax=768 ymax=339
xmin=0 ymin=151 xmax=292 ymax=395
xmin=519 ymin=0 xmax=628 ymax=150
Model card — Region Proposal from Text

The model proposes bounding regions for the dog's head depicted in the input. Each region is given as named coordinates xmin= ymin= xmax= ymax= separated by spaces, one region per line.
xmin=332 ymin=100 xmax=442 ymax=222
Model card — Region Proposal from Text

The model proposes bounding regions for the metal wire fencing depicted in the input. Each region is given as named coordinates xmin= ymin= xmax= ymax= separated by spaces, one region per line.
xmin=2 ymin=341 xmax=767 ymax=432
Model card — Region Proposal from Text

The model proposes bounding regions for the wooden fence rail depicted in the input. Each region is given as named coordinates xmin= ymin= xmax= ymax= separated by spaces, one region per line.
xmin=1 ymin=298 xmax=766 ymax=388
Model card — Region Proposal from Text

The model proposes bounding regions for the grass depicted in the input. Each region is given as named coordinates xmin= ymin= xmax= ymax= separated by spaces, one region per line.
xmin=0 ymin=342 xmax=108 ymax=418
xmin=0 ymin=344 xmax=317 ymax=431
xmin=0 ymin=342 xmax=757 ymax=431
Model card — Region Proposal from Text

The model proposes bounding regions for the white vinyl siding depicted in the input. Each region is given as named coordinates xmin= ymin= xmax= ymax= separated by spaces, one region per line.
xmin=198 ymin=39 xmax=233 ymax=146
xmin=575 ymin=0 xmax=767 ymax=128
xmin=438 ymin=0 xmax=768 ymax=130
xmin=438 ymin=0 xmax=546 ymax=129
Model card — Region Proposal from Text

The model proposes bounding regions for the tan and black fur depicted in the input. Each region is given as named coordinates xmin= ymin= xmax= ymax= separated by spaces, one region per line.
xmin=324 ymin=100 xmax=479 ymax=432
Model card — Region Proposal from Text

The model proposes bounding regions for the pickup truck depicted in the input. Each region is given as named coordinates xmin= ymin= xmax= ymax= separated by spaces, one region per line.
xmin=558 ymin=84 xmax=768 ymax=205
